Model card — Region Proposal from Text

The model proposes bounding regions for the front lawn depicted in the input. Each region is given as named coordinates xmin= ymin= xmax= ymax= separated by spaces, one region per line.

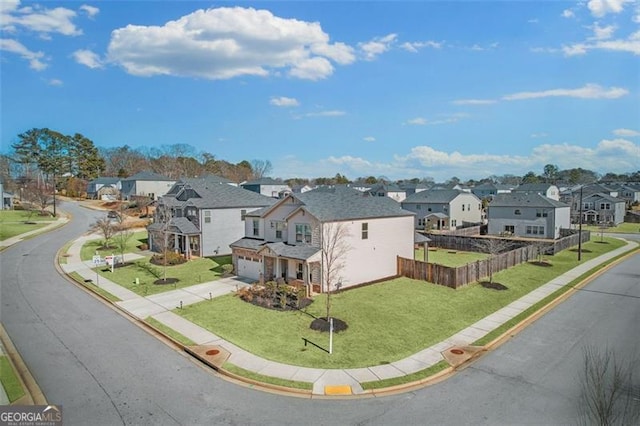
xmin=0 ymin=210 xmax=56 ymax=223
xmin=94 ymin=255 xmax=232 ymax=296
xmin=414 ymin=248 xmax=488 ymax=266
xmin=0 ymin=222 xmax=51 ymax=241
xmin=80 ymin=231 xmax=148 ymax=261
xmin=584 ymin=222 xmax=640 ymax=234
xmin=176 ymin=237 xmax=625 ymax=369
xmin=0 ymin=356 xmax=25 ymax=403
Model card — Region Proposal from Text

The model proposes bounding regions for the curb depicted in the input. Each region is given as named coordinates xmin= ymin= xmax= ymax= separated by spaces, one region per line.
xmin=0 ymin=324 xmax=47 ymax=405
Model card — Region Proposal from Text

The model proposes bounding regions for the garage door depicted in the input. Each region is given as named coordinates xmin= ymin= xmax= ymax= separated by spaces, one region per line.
xmin=237 ymin=256 xmax=262 ymax=281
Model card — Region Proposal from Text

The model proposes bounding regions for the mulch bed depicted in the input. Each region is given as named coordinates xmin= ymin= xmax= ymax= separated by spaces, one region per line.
xmin=154 ymin=278 xmax=179 ymax=285
xmin=309 ymin=317 xmax=349 ymax=332
xmin=479 ymin=281 xmax=508 ymax=291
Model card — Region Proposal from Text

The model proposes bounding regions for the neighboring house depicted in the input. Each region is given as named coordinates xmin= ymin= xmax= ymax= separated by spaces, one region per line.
xmin=512 ymin=183 xmax=560 ymax=201
xmin=0 ymin=180 xmax=13 ymax=209
xmin=241 ymin=177 xmax=291 ymax=198
xmin=366 ymin=183 xmax=407 ymax=202
xmin=605 ymin=183 xmax=640 ymax=208
xmin=230 ymin=186 xmax=415 ymax=293
xmin=86 ymin=177 xmax=121 ymax=200
xmin=573 ymin=193 xmax=626 ymax=225
xmin=471 ymin=182 xmax=513 ymax=200
xmin=487 ymin=193 xmax=570 ymax=239
xmin=147 ymin=177 xmax=276 ymax=258
xmin=120 ymin=171 xmax=176 ymax=201
xmin=401 ymin=189 xmax=482 ymax=231
xmin=291 ymin=184 xmax=315 ymax=194
xmin=397 ymin=182 xmax=430 ymax=196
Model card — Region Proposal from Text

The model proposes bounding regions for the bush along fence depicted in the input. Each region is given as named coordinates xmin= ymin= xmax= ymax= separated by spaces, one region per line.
xmin=401 ymin=229 xmax=591 ymax=289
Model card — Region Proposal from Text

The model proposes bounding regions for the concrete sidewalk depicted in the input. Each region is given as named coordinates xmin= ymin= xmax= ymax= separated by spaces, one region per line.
xmin=59 ymin=232 xmax=638 ymax=396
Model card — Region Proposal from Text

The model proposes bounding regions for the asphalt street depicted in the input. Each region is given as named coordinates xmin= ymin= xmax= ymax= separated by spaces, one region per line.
xmin=1 ymin=200 xmax=638 ymax=425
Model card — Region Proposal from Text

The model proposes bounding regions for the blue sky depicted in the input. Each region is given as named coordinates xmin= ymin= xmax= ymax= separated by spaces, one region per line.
xmin=1 ymin=0 xmax=639 ymax=181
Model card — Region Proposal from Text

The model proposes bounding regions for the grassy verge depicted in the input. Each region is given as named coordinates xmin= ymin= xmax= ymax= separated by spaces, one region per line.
xmin=144 ymin=318 xmax=196 ymax=346
xmin=93 ymin=255 xmax=232 ymax=297
xmin=80 ymin=231 xmax=148 ymax=261
xmin=361 ymin=360 xmax=450 ymax=390
xmin=58 ymin=241 xmax=74 ymax=265
xmin=584 ymin=222 xmax=639 ymax=234
xmin=69 ymin=272 xmax=122 ymax=302
xmin=0 ymin=222 xmax=51 ymax=241
xmin=223 ymin=362 xmax=313 ymax=391
xmin=472 ymin=246 xmax=640 ymax=347
xmin=175 ymin=237 xmax=625 ymax=369
xmin=0 ymin=356 xmax=26 ymax=403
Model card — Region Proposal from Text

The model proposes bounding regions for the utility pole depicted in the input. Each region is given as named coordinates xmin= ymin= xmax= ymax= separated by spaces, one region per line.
xmin=578 ymin=185 xmax=583 ymax=261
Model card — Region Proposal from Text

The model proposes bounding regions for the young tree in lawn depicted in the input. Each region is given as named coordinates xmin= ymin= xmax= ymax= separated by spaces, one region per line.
xmin=597 ymin=222 xmax=610 ymax=242
xmin=90 ymin=217 xmax=118 ymax=249
xmin=320 ymin=221 xmax=352 ymax=321
xmin=531 ymin=240 xmax=553 ymax=265
xmin=151 ymin=201 xmax=175 ymax=282
xmin=112 ymin=225 xmax=134 ymax=266
xmin=473 ymin=237 xmax=513 ymax=283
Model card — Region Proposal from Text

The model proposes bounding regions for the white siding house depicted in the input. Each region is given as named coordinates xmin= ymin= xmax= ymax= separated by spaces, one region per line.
xmin=401 ymin=189 xmax=482 ymax=230
xmin=231 ymin=186 xmax=415 ymax=293
xmin=120 ymin=171 xmax=175 ymax=201
xmin=487 ymin=193 xmax=570 ymax=239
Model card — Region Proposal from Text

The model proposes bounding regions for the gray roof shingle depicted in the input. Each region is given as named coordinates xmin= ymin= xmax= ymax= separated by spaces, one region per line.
xmin=161 ymin=178 xmax=276 ymax=209
xmin=489 ymin=193 xmax=569 ymax=208
xmin=402 ymin=189 xmax=466 ymax=204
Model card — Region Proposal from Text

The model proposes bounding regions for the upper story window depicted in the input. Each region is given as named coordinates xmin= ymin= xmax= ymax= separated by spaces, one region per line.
xmin=600 ymin=203 xmax=611 ymax=210
xmin=462 ymin=204 xmax=465 ymax=211
xmin=536 ymin=209 xmax=548 ymax=218
xmin=204 ymin=210 xmax=211 ymax=223
xmin=241 ymin=209 xmax=247 ymax=221
xmin=514 ymin=209 xmax=521 ymax=215
xmin=362 ymin=222 xmax=369 ymax=239
xmin=416 ymin=204 xmax=421 ymax=210
xmin=252 ymin=219 xmax=259 ymax=236
xmin=275 ymin=221 xmax=285 ymax=239
xmin=295 ymin=223 xmax=312 ymax=244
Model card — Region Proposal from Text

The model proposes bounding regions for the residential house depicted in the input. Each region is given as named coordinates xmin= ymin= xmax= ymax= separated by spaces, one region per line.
xmin=148 ymin=177 xmax=276 ymax=258
xmin=512 ymin=183 xmax=560 ymax=201
xmin=230 ymin=186 xmax=415 ymax=293
xmin=0 ymin=180 xmax=13 ymax=209
xmin=604 ymin=183 xmax=640 ymax=208
xmin=241 ymin=177 xmax=291 ymax=198
xmin=366 ymin=183 xmax=407 ymax=202
xmin=574 ymin=193 xmax=626 ymax=225
xmin=471 ymin=182 xmax=513 ymax=200
xmin=120 ymin=171 xmax=176 ymax=201
xmin=397 ymin=181 xmax=430 ymax=196
xmin=86 ymin=177 xmax=121 ymax=200
xmin=401 ymin=189 xmax=482 ymax=231
xmin=487 ymin=193 xmax=570 ymax=239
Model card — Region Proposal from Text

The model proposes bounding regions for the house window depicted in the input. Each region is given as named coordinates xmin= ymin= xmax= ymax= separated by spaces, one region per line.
xmin=468 ymin=204 xmax=471 ymax=211
xmin=526 ymin=226 xmax=544 ymax=235
xmin=600 ymin=203 xmax=611 ymax=210
xmin=451 ymin=219 xmax=457 ymax=227
xmin=295 ymin=223 xmax=312 ymax=243
xmin=241 ymin=209 xmax=247 ymax=221
xmin=427 ymin=207 xmax=432 ymax=212
xmin=536 ymin=209 xmax=548 ymax=218
xmin=362 ymin=223 xmax=369 ymax=239
xmin=462 ymin=204 xmax=465 ymax=211
xmin=252 ymin=219 xmax=259 ymax=236
xmin=275 ymin=222 xmax=285 ymax=239
xmin=514 ymin=209 xmax=521 ymax=215
xmin=416 ymin=204 xmax=421 ymax=210
xmin=378 ymin=192 xmax=384 ymax=197
xmin=296 ymin=263 xmax=303 ymax=280
xmin=418 ymin=218 xmax=425 ymax=227
xmin=204 ymin=210 xmax=211 ymax=223
xmin=504 ymin=225 xmax=515 ymax=234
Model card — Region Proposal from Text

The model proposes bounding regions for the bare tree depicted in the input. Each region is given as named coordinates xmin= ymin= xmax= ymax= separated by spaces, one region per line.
xmin=531 ymin=240 xmax=553 ymax=264
xmin=250 ymin=159 xmax=272 ymax=179
xmin=598 ymin=222 xmax=610 ymax=243
xmin=473 ymin=237 xmax=513 ymax=283
xmin=90 ymin=218 xmax=118 ymax=248
xmin=149 ymin=201 xmax=175 ymax=282
xmin=22 ymin=181 xmax=53 ymax=216
xmin=320 ymin=222 xmax=351 ymax=320
xmin=577 ymin=345 xmax=640 ymax=426
xmin=112 ymin=225 xmax=134 ymax=266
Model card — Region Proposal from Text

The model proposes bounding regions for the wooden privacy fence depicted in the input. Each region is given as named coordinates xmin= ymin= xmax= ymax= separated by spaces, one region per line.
xmin=398 ymin=244 xmax=539 ymax=289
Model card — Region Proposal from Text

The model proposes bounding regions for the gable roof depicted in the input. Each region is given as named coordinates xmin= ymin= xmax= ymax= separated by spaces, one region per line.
xmin=162 ymin=178 xmax=276 ymax=209
xmin=513 ymin=183 xmax=557 ymax=192
xmin=403 ymin=189 xmax=471 ymax=204
xmin=89 ymin=177 xmax=121 ymax=185
xmin=122 ymin=171 xmax=173 ymax=181
xmin=582 ymin=192 xmax=626 ymax=203
xmin=290 ymin=189 xmax=413 ymax=222
xmin=148 ymin=217 xmax=200 ymax=235
xmin=241 ymin=177 xmax=287 ymax=186
xmin=489 ymin=193 xmax=569 ymax=208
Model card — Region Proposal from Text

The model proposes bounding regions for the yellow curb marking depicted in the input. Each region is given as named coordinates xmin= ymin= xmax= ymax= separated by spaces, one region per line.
xmin=324 ymin=385 xmax=352 ymax=395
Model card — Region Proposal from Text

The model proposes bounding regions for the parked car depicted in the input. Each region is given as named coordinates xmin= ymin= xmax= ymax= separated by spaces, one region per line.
xmin=107 ymin=210 xmax=120 ymax=219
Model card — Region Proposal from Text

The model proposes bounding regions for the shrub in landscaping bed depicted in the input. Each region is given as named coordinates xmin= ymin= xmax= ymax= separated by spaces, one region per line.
xmin=151 ymin=251 xmax=186 ymax=265
xmin=236 ymin=282 xmax=311 ymax=311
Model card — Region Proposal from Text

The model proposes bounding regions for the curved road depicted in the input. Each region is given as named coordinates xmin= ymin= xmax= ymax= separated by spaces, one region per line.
xmin=1 ymin=201 xmax=638 ymax=425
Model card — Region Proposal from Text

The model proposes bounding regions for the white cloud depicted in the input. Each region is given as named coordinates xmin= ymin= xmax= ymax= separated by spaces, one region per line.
xmin=503 ymin=83 xmax=628 ymax=100
xmin=277 ymin=139 xmax=640 ymax=181
xmin=48 ymin=78 xmax=63 ymax=86
xmin=358 ymin=33 xmax=397 ymax=60
xmin=587 ymin=0 xmax=631 ymax=18
xmin=0 ymin=1 xmax=82 ymax=36
xmin=562 ymin=43 xmax=589 ymax=56
xmin=269 ymin=96 xmax=299 ymax=107
xmin=0 ymin=38 xmax=47 ymax=70
xmin=295 ymin=110 xmax=346 ymax=119
xmin=400 ymin=40 xmax=442 ymax=52
xmin=531 ymin=133 xmax=549 ymax=138
xmin=363 ymin=136 xmax=376 ymax=142
xmin=562 ymin=9 xmax=576 ymax=18
xmin=72 ymin=49 xmax=103 ymax=68
xmin=590 ymin=22 xmax=617 ymax=40
xmin=613 ymin=128 xmax=640 ymax=137
xmin=406 ymin=117 xmax=427 ymax=125
xmin=451 ymin=99 xmax=497 ymax=105
xmin=79 ymin=5 xmax=99 ymax=19
xmin=106 ymin=6 xmax=355 ymax=80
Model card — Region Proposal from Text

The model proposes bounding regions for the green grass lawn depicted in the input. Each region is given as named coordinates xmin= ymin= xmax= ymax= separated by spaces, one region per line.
xmin=0 ymin=210 xmax=56 ymax=223
xmin=0 ymin=356 xmax=26 ymax=403
xmin=415 ymin=248 xmax=488 ymax=266
xmin=0 ymin=222 xmax=51 ymax=241
xmin=94 ymin=255 xmax=232 ymax=296
xmin=80 ymin=231 xmax=148 ymax=261
xmin=176 ymin=237 xmax=625 ymax=369
xmin=584 ymin=221 xmax=640 ymax=234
